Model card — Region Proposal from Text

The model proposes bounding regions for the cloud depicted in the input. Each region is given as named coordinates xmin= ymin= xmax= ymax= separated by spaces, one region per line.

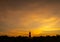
xmin=0 ymin=0 xmax=60 ymax=36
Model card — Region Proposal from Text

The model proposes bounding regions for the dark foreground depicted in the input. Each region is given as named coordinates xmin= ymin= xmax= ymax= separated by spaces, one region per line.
xmin=0 ymin=35 xmax=60 ymax=42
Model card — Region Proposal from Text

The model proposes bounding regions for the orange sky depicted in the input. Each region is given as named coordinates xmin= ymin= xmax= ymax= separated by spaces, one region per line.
xmin=0 ymin=0 xmax=60 ymax=36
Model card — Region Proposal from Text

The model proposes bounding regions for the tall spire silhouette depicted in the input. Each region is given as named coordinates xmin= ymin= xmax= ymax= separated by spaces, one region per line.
xmin=29 ymin=32 xmax=31 ymax=38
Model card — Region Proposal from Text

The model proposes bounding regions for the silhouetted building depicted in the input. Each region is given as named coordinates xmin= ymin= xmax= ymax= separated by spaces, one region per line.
xmin=29 ymin=32 xmax=31 ymax=38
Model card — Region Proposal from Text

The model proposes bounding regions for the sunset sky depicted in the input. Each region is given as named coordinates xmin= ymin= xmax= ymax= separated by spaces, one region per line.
xmin=0 ymin=0 xmax=60 ymax=36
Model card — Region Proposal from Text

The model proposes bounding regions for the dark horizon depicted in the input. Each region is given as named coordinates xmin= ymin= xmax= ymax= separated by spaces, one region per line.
xmin=0 ymin=35 xmax=60 ymax=42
